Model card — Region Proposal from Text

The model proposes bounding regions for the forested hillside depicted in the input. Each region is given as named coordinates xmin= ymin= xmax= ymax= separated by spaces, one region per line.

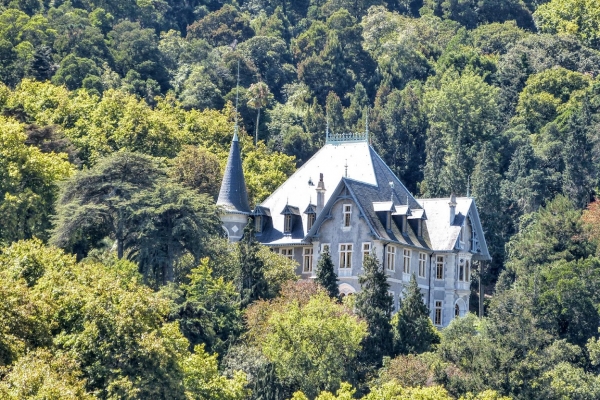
xmin=2 ymin=0 xmax=600 ymax=399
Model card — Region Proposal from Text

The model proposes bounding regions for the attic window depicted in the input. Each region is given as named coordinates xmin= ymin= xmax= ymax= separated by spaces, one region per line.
xmin=386 ymin=212 xmax=391 ymax=230
xmin=255 ymin=216 xmax=262 ymax=233
xmin=307 ymin=213 xmax=316 ymax=230
xmin=343 ymin=204 xmax=352 ymax=227
xmin=284 ymin=214 xmax=292 ymax=233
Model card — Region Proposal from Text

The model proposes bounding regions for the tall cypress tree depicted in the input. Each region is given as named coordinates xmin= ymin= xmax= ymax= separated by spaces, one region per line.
xmin=315 ymin=249 xmax=339 ymax=298
xmin=355 ymin=252 xmax=393 ymax=369
xmin=238 ymin=220 xmax=269 ymax=308
xmin=392 ymin=274 xmax=439 ymax=355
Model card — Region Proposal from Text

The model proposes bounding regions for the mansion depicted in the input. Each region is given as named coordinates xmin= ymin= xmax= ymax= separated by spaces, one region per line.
xmin=217 ymin=130 xmax=490 ymax=328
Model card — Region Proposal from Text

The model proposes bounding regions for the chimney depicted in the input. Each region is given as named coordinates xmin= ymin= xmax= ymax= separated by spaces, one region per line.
xmin=449 ymin=193 xmax=457 ymax=225
xmin=316 ymin=173 xmax=326 ymax=214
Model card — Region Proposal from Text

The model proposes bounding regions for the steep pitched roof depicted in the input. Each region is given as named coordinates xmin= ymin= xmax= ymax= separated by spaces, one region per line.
xmin=257 ymin=141 xmax=426 ymax=246
xmin=217 ymin=132 xmax=250 ymax=214
xmin=418 ymin=197 xmax=491 ymax=260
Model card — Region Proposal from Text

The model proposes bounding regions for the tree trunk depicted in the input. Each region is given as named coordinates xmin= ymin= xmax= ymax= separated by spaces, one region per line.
xmin=255 ymin=107 xmax=261 ymax=146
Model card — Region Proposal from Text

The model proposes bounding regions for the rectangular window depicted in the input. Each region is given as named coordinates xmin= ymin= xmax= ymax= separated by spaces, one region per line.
xmin=403 ymin=249 xmax=411 ymax=274
xmin=436 ymin=256 xmax=444 ymax=280
xmin=339 ymin=243 xmax=353 ymax=269
xmin=279 ymin=248 xmax=293 ymax=260
xmin=459 ymin=262 xmax=465 ymax=281
xmin=418 ymin=253 xmax=427 ymax=278
xmin=386 ymin=246 xmax=396 ymax=271
xmin=434 ymin=301 xmax=443 ymax=326
xmin=303 ymin=247 xmax=313 ymax=273
xmin=343 ymin=204 xmax=352 ymax=227
xmin=362 ymin=242 xmax=371 ymax=264
xmin=307 ymin=213 xmax=316 ymax=230
xmin=465 ymin=260 xmax=470 ymax=282
xmin=255 ymin=216 xmax=262 ymax=233
xmin=284 ymin=214 xmax=292 ymax=233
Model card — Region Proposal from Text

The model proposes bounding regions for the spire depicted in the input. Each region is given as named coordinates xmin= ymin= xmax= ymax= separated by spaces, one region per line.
xmin=217 ymin=125 xmax=250 ymax=214
xmin=234 ymin=59 xmax=240 ymax=140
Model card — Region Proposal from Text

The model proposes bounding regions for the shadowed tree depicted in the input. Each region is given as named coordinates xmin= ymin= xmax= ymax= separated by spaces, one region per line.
xmin=238 ymin=220 xmax=270 ymax=307
xmin=316 ymin=249 xmax=339 ymax=299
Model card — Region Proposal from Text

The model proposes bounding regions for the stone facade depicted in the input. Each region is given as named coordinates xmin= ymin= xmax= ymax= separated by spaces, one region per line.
xmin=218 ymin=133 xmax=490 ymax=328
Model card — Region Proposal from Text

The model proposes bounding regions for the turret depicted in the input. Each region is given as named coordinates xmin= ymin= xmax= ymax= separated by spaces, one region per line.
xmin=217 ymin=131 xmax=251 ymax=241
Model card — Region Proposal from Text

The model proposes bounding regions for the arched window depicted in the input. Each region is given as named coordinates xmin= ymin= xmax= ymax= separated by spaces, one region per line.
xmin=455 ymin=304 xmax=460 ymax=318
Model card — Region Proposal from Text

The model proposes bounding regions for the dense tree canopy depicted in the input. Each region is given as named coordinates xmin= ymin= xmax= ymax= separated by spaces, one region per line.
xmin=4 ymin=0 xmax=600 ymax=398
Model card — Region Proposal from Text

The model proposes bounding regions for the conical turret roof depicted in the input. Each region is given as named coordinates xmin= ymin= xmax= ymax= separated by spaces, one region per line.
xmin=217 ymin=132 xmax=251 ymax=214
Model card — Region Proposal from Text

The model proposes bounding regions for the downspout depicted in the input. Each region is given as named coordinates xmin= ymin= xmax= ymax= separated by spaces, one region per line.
xmin=428 ymin=253 xmax=434 ymax=309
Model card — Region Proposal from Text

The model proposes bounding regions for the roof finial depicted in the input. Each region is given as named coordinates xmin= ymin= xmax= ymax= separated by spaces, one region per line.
xmin=389 ymin=181 xmax=394 ymax=202
xmin=365 ymin=107 xmax=369 ymax=144
xmin=466 ymin=175 xmax=471 ymax=198
xmin=233 ymin=59 xmax=240 ymax=141
xmin=344 ymin=159 xmax=348 ymax=178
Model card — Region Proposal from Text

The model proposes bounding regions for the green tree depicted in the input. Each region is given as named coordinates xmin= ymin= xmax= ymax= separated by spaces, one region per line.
xmin=127 ymin=181 xmax=222 ymax=285
xmin=51 ymin=151 xmax=164 ymax=259
xmin=169 ymin=145 xmax=222 ymax=200
xmin=238 ymin=220 xmax=270 ymax=307
xmin=392 ymin=274 xmax=440 ymax=355
xmin=0 ymin=116 xmax=73 ymax=245
xmin=247 ymin=81 xmax=273 ymax=145
xmin=316 ymin=248 xmax=339 ymax=299
xmin=166 ymin=258 xmax=242 ymax=355
xmin=355 ymin=253 xmax=394 ymax=370
xmin=534 ymin=0 xmax=600 ymax=50
xmin=248 ymin=288 xmax=367 ymax=398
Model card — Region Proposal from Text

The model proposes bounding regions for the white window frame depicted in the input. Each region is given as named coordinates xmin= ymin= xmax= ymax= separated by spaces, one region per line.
xmin=284 ymin=214 xmax=292 ymax=233
xmin=458 ymin=260 xmax=465 ymax=281
xmin=435 ymin=256 xmax=444 ymax=280
xmin=362 ymin=242 xmax=371 ymax=266
xmin=307 ymin=213 xmax=316 ymax=230
xmin=339 ymin=243 xmax=353 ymax=269
xmin=303 ymin=247 xmax=313 ymax=273
xmin=386 ymin=246 xmax=396 ymax=271
xmin=403 ymin=249 xmax=411 ymax=274
xmin=279 ymin=248 xmax=293 ymax=260
xmin=255 ymin=216 xmax=262 ymax=233
xmin=434 ymin=300 xmax=443 ymax=326
xmin=418 ymin=253 xmax=427 ymax=278
xmin=343 ymin=204 xmax=352 ymax=227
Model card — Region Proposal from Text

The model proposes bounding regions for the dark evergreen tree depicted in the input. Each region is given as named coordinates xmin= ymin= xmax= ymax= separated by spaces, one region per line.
xmin=355 ymin=253 xmax=394 ymax=369
xmin=238 ymin=220 xmax=270 ymax=308
xmin=315 ymin=249 xmax=339 ymax=299
xmin=29 ymin=46 xmax=56 ymax=81
xmin=392 ymin=274 xmax=439 ymax=355
xmin=472 ymin=142 xmax=505 ymax=282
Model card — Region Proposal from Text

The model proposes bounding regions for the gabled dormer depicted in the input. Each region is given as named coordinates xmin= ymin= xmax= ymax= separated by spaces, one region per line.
xmin=373 ymin=201 xmax=395 ymax=231
xmin=392 ymin=205 xmax=411 ymax=234
xmin=408 ymin=208 xmax=427 ymax=238
xmin=304 ymin=203 xmax=317 ymax=231
xmin=253 ymin=205 xmax=271 ymax=234
xmin=281 ymin=204 xmax=301 ymax=234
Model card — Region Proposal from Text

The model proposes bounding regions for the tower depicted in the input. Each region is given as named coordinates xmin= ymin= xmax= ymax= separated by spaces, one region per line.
xmin=217 ymin=131 xmax=251 ymax=241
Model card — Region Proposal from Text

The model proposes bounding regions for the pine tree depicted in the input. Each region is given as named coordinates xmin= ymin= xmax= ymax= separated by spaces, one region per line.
xmin=355 ymin=253 xmax=393 ymax=369
xmin=238 ymin=220 xmax=270 ymax=308
xmin=392 ymin=274 xmax=439 ymax=355
xmin=315 ymin=249 xmax=339 ymax=298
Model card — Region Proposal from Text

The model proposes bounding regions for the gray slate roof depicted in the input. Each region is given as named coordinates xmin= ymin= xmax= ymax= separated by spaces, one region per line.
xmin=418 ymin=197 xmax=491 ymax=260
xmin=217 ymin=133 xmax=251 ymax=214
xmin=256 ymin=141 xmax=425 ymax=246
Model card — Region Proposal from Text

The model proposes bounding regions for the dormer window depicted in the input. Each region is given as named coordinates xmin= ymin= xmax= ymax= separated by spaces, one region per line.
xmin=255 ymin=216 xmax=262 ymax=233
xmin=343 ymin=204 xmax=352 ymax=227
xmin=253 ymin=206 xmax=271 ymax=235
xmin=281 ymin=204 xmax=300 ymax=234
xmin=386 ymin=212 xmax=391 ymax=230
xmin=304 ymin=203 xmax=317 ymax=231
xmin=307 ymin=213 xmax=316 ymax=230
